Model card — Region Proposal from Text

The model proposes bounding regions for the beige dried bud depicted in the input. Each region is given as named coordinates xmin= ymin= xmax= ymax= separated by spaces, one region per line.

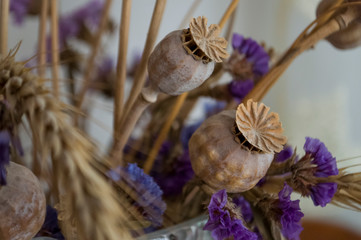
xmin=317 ymin=0 xmax=361 ymax=49
xmin=148 ymin=16 xmax=229 ymax=96
xmin=236 ymin=99 xmax=287 ymax=153
xmin=189 ymin=110 xmax=276 ymax=193
xmin=0 ymin=162 xmax=46 ymax=240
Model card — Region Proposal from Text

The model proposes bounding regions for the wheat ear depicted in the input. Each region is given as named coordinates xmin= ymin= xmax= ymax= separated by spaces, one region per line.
xmin=0 ymin=50 xmax=133 ymax=240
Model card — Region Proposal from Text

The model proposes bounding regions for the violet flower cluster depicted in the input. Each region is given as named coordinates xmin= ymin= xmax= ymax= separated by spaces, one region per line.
xmin=232 ymin=196 xmax=253 ymax=223
xmin=302 ymin=137 xmax=338 ymax=207
xmin=277 ymin=183 xmax=304 ymax=240
xmin=204 ymin=190 xmax=257 ymax=240
xmin=108 ymin=163 xmax=166 ymax=227
xmin=153 ymin=148 xmax=194 ymax=196
xmin=231 ymin=33 xmax=270 ymax=78
xmin=227 ymin=33 xmax=270 ymax=101
xmin=9 ymin=0 xmax=32 ymax=25
xmin=58 ymin=0 xmax=104 ymax=46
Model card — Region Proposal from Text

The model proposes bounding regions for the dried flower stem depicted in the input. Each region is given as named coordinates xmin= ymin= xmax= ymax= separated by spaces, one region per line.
xmin=120 ymin=0 xmax=166 ymax=126
xmin=111 ymin=89 xmax=157 ymax=164
xmin=218 ymin=0 xmax=239 ymax=29
xmin=0 ymin=0 xmax=9 ymax=55
xmin=243 ymin=4 xmax=360 ymax=103
xmin=76 ymin=0 xmax=113 ymax=111
xmin=143 ymin=92 xmax=187 ymax=174
xmin=38 ymin=0 xmax=49 ymax=79
xmin=114 ymin=0 xmax=132 ymax=140
xmin=50 ymin=0 xmax=60 ymax=99
xmin=142 ymin=1 xmax=239 ymax=173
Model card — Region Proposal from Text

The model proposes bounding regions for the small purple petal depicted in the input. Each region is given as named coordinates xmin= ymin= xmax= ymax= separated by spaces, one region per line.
xmin=232 ymin=33 xmax=244 ymax=49
xmin=303 ymin=137 xmax=338 ymax=177
xmin=228 ymin=79 xmax=254 ymax=101
xmin=275 ymin=145 xmax=293 ymax=162
xmin=310 ymin=182 xmax=337 ymax=207
xmin=209 ymin=189 xmax=228 ymax=209
xmin=278 ymin=183 xmax=304 ymax=240
xmin=9 ymin=0 xmax=32 ymax=25
xmin=232 ymin=220 xmax=258 ymax=240
xmin=232 ymin=196 xmax=253 ymax=223
xmin=231 ymin=33 xmax=270 ymax=77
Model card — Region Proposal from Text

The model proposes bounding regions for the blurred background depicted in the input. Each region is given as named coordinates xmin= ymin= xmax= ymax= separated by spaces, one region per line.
xmin=7 ymin=0 xmax=361 ymax=238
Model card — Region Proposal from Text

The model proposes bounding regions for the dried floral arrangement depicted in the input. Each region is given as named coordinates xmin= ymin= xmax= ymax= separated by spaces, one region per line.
xmin=1 ymin=0 xmax=361 ymax=240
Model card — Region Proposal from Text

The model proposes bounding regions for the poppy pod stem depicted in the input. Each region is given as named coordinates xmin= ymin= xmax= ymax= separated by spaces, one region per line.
xmin=244 ymin=2 xmax=361 ymax=103
xmin=111 ymin=87 xmax=159 ymax=163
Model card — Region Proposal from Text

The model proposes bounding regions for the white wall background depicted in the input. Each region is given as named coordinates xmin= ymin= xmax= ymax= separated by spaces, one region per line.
xmin=8 ymin=0 xmax=361 ymax=234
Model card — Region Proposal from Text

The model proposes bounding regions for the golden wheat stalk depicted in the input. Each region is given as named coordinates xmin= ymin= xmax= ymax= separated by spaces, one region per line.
xmin=0 ymin=48 xmax=133 ymax=239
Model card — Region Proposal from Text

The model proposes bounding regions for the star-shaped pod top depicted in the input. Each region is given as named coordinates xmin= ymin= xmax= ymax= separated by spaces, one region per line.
xmin=236 ymin=99 xmax=287 ymax=153
xmin=182 ymin=16 xmax=229 ymax=63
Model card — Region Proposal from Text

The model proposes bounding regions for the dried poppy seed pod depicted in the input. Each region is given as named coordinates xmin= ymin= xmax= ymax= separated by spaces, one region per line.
xmin=189 ymin=100 xmax=287 ymax=193
xmin=0 ymin=162 xmax=46 ymax=240
xmin=147 ymin=16 xmax=229 ymax=96
xmin=317 ymin=0 xmax=361 ymax=49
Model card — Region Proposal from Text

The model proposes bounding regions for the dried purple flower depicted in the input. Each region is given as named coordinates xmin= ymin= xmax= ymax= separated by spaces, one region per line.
xmin=36 ymin=205 xmax=65 ymax=239
xmin=108 ymin=163 xmax=166 ymax=226
xmin=303 ymin=137 xmax=338 ymax=177
xmin=225 ymin=33 xmax=269 ymax=80
xmin=154 ymin=150 xmax=194 ymax=196
xmin=232 ymin=196 xmax=253 ymax=223
xmin=0 ymin=131 xmax=10 ymax=186
xmin=57 ymin=0 xmax=104 ymax=47
xmin=278 ymin=183 xmax=304 ymax=240
xmin=310 ymin=182 xmax=338 ymax=207
xmin=204 ymin=190 xmax=257 ymax=240
xmin=9 ymin=0 xmax=32 ymax=25
xmin=275 ymin=145 xmax=293 ymax=162
xmin=228 ymin=79 xmax=254 ymax=101
xmin=290 ymin=137 xmax=338 ymax=207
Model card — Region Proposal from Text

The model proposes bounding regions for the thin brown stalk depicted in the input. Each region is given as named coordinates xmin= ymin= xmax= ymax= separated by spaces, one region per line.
xmin=143 ymin=92 xmax=187 ymax=174
xmin=243 ymin=3 xmax=360 ymax=103
xmin=111 ymin=93 xmax=153 ymax=165
xmin=114 ymin=0 xmax=132 ymax=140
xmin=142 ymin=0 xmax=239 ymax=174
xmin=76 ymin=0 xmax=113 ymax=110
xmin=120 ymin=0 xmax=167 ymax=126
xmin=218 ymin=0 xmax=239 ymax=29
xmin=50 ymin=0 xmax=60 ymax=99
xmin=0 ymin=0 xmax=9 ymax=55
xmin=38 ymin=0 xmax=49 ymax=79
xmin=225 ymin=10 xmax=236 ymax=42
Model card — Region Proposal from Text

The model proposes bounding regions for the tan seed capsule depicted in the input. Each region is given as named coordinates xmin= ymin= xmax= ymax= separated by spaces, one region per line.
xmin=148 ymin=16 xmax=229 ymax=96
xmin=189 ymin=100 xmax=287 ymax=193
xmin=317 ymin=0 xmax=361 ymax=49
xmin=0 ymin=162 xmax=46 ymax=240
